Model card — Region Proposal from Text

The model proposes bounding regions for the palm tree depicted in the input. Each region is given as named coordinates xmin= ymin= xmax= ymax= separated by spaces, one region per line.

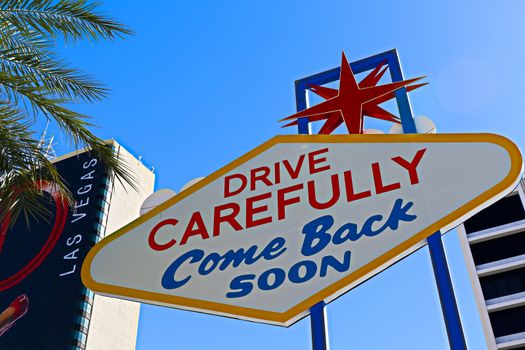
xmin=0 ymin=0 xmax=135 ymax=226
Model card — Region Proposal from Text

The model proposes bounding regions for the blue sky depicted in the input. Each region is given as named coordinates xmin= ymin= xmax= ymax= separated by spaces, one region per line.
xmin=50 ymin=1 xmax=525 ymax=349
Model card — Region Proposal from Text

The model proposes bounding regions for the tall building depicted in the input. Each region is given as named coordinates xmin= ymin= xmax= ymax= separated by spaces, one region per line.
xmin=0 ymin=141 xmax=154 ymax=350
xmin=458 ymin=179 xmax=525 ymax=350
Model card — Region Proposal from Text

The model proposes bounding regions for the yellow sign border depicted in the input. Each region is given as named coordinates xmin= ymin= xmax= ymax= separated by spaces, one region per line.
xmin=81 ymin=133 xmax=523 ymax=326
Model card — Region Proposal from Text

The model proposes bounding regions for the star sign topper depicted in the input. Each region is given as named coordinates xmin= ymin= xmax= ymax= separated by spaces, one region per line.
xmin=280 ymin=52 xmax=427 ymax=134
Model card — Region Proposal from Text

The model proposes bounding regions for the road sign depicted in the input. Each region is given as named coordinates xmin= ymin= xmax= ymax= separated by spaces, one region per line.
xmin=82 ymin=133 xmax=522 ymax=326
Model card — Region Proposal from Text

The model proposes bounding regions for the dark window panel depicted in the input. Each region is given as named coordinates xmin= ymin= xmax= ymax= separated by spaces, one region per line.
xmin=480 ymin=267 xmax=525 ymax=300
xmin=464 ymin=195 xmax=525 ymax=233
xmin=471 ymin=231 xmax=525 ymax=266
xmin=490 ymin=305 xmax=525 ymax=337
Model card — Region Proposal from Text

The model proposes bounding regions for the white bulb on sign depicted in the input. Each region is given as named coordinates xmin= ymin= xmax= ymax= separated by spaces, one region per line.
xmin=140 ymin=189 xmax=177 ymax=216
xmin=388 ymin=123 xmax=404 ymax=134
xmin=180 ymin=177 xmax=205 ymax=192
xmin=388 ymin=116 xmax=437 ymax=134
xmin=363 ymin=129 xmax=385 ymax=134
xmin=415 ymin=116 xmax=437 ymax=134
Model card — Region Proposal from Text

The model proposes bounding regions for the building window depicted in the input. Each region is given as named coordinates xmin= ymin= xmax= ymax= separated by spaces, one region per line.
xmin=70 ymin=330 xmax=87 ymax=348
xmin=81 ymin=287 xmax=94 ymax=300
xmin=480 ymin=266 xmax=525 ymax=300
xmin=78 ymin=301 xmax=92 ymax=314
xmin=464 ymin=194 xmax=525 ymax=233
xmin=73 ymin=315 xmax=90 ymax=334
xmin=489 ymin=305 xmax=525 ymax=337
xmin=470 ymin=231 xmax=525 ymax=265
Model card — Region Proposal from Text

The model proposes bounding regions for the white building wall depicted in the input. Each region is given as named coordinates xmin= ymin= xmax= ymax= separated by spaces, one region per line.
xmin=86 ymin=142 xmax=155 ymax=350
xmin=457 ymin=181 xmax=525 ymax=350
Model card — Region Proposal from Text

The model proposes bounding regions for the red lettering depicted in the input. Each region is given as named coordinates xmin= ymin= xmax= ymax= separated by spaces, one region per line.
xmin=148 ymin=219 xmax=178 ymax=251
xmin=308 ymin=148 xmax=331 ymax=174
xmin=392 ymin=148 xmax=427 ymax=185
xmin=344 ymin=170 xmax=371 ymax=202
xmin=224 ymin=174 xmax=247 ymax=198
xmin=213 ymin=203 xmax=243 ymax=237
xmin=277 ymin=184 xmax=303 ymax=220
xmin=372 ymin=162 xmax=401 ymax=194
xmin=250 ymin=166 xmax=272 ymax=191
xmin=307 ymin=174 xmax=340 ymax=210
xmin=274 ymin=162 xmax=281 ymax=185
xmin=180 ymin=212 xmax=210 ymax=245
xmin=246 ymin=192 xmax=272 ymax=228
xmin=283 ymin=155 xmax=305 ymax=180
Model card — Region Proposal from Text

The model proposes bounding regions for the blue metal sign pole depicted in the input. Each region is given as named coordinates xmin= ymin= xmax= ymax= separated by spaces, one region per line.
xmin=310 ymin=301 xmax=329 ymax=350
xmin=294 ymin=49 xmax=466 ymax=350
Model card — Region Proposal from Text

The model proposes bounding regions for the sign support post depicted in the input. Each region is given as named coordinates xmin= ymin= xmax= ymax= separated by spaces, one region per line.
xmin=427 ymin=232 xmax=467 ymax=349
xmin=310 ymin=301 xmax=329 ymax=350
xmin=294 ymin=49 xmax=467 ymax=350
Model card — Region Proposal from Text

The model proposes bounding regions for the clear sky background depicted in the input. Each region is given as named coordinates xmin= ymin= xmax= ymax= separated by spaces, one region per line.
xmin=48 ymin=1 xmax=525 ymax=349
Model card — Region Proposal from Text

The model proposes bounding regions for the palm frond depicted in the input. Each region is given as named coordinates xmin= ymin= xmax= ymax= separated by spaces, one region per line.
xmin=0 ymin=103 xmax=73 ymax=226
xmin=0 ymin=0 xmax=135 ymax=227
xmin=0 ymin=0 xmax=132 ymax=42
xmin=0 ymin=22 xmax=107 ymax=102
xmin=0 ymin=75 xmax=138 ymax=191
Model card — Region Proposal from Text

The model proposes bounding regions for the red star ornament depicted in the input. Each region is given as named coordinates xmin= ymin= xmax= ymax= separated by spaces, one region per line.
xmin=283 ymin=59 xmax=408 ymax=133
xmin=280 ymin=52 xmax=426 ymax=134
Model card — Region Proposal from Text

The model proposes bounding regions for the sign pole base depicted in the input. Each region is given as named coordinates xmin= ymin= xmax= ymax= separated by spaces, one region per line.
xmin=310 ymin=301 xmax=329 ymax=350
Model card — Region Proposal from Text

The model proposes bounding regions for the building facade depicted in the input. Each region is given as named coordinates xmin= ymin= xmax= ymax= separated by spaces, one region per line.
xmin=84 ymin=142 xmax=155 ymax=350
xmin=458 ymin=179 xmax=525 ymax=350
xmin=0 ymin=141 xmax=154 ymax=350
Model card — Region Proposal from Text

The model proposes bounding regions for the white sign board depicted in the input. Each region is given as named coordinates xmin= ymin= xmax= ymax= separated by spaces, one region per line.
xmin=82 ymin=134 xmax=522 ymax=326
